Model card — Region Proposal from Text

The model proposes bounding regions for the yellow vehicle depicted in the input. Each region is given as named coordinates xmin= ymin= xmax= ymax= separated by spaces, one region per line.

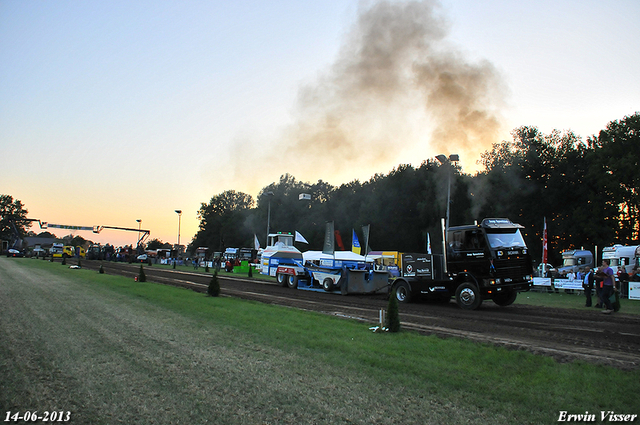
xmin=51 ymin=244 xmax=75 ymax=258
xmin=75 ymin=246 xmax=86 ymax=259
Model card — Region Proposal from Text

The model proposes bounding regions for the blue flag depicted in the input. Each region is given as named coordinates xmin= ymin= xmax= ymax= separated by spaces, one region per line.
xmin=352 ymin=229 xmax=361 ymax=254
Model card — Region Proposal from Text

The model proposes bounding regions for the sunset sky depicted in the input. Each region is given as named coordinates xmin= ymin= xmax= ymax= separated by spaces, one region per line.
xmin=2 ymin=0 xmax=638 ymax=248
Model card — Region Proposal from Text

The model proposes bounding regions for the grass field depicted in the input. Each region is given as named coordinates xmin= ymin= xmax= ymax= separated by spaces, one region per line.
xmin=1 ymin=257 xmax=639 ymax=424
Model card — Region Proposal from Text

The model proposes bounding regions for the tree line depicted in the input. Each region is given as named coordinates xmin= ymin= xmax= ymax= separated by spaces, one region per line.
xmin=191 ymin=112 xmax=639 ymax=266
xmin=4 ymin=113 xmax=638 ymax=266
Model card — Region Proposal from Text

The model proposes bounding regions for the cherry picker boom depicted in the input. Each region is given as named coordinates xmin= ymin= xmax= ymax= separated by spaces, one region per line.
xmin=27 ymin=219 xmax=151 ymax=247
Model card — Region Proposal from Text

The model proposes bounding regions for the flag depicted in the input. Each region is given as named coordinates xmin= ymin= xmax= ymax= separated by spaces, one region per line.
xmin=295 ymin=231 xmax=309 ymax=244
xmin=426 ymin=232 xmax=432 ymax=254
xmin=254 ymin=234 xmax=260 ymax=250
xmin=542 ymin=217 xmax=548 ymax=268
xmin=334 ymin=230 xmax=345 ymax=251
xmin=323 ymin=221 xmax=335 ymax=255
xmin=352 ymin=229 xmax=361 ymax=254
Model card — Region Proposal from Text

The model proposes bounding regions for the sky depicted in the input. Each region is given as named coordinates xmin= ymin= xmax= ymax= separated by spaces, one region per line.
xmin=2 ymin=0 xmax=639 ymax=248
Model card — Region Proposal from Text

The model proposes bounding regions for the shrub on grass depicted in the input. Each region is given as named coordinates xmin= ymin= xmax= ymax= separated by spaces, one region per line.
xmin=99 ymin=264 xmax=105 ymax=274
xmin=386 ymin=289 xmax=400 ymax=332
xmin=208 ymin=271 xmax=220 ymax=297
xmin=138 ymin=265 xmax=146 ymax=282
xmin=205 ymin=263 xmax=209 ymax=273
xmin=248 ymin=265 xmax=253 ymax=278
xmin=61 ymin=257 xmax=66 ymax=266
xmin=78 ymin=259 xmax=82 ymax=268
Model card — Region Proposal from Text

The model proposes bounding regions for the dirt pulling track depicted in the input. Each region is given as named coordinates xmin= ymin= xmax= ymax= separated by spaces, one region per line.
xmin=80 ymin=260 xmax=640 ymax=370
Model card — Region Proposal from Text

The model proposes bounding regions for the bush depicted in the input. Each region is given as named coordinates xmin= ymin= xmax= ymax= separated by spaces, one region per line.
xmin=208 ymin=271 xmax=221 ymax=297
xmin=248 ymin=265 xmax=253 ymax=278
xmin=61 ymin=257 xmax=66 ymax=266
xmin=386 ymin=289 xmax=401 ymax=332
xmin=77 ymin=259 xmax=82 ymax=268
xmin=138 ymin=265 xmax=146 ymax=282
xmin=99 ymin=264 xmax=105 ymax=274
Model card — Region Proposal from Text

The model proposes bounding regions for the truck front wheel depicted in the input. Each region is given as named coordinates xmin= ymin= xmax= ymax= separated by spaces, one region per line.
xmin=455 ymin=282 xmax=482 ymax=310
xmin=394 ymin=281 xmax=412 ymax=303
xmin=492 ymin=289 xmax=517 ymax=306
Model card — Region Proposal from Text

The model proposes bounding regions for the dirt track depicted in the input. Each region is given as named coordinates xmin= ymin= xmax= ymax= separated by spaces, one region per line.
xmin=80 ymin=259 xmax=640 ymax=370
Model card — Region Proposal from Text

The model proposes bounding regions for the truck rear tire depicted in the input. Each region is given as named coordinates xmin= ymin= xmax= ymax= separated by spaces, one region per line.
xmin=287 ymin=275 xmax=298 ymax=289
xmin=322 ymin=278 xmax=335 ymax=292
xmin=455 ymin=282 xmax=483 ymax=310
xmin=492 ymin=289 xmax=517 ymax=306
xmin=276 ymin=273 xmax=287 ymax=287
xmin=394 ymin=281 xmax=412 ymax=303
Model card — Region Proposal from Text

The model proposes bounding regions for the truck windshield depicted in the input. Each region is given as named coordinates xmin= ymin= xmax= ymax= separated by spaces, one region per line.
xmin=485 ymin=229 xmax=527 ymax=249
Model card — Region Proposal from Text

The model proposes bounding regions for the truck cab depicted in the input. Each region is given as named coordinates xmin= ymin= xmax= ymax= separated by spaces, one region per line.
xmin=602 ymin=245 xmax=638 ymax=273
xmin=260 ymin=232 xmax=303 ymax=281
xmin=446 ymin=218 xmax=533 ymax=307
xmin=558 ymin=249 xmax=593 ymax=276
xmin=392 ymin=218 xmax=533 ymax=309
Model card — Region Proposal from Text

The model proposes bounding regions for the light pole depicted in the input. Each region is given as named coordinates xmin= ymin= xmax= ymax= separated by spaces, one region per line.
xmin=436 ymin=154 xmax=459 ymax=274
xmin=175 ymin=210 xmax=182 ymax=261
xmin=265 ymin=191 xmax=274 ymax=243
xmin=136 ymin=219 xmax=142 ymax=251
xmin=435 ymin=154 xmax=459 ymax=233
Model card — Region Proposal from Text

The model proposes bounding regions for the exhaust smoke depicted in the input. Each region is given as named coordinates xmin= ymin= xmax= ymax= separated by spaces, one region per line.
xmin=215 ymin=0 xmax=507 ymax=194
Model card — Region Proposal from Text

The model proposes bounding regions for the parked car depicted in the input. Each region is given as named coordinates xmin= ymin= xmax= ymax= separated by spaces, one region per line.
xmin=536 ymin=263 xmax=557 ymax=277
xmin=136 ymin=254 xmax=148 ymax=262
xmin=7 ymin=249 xmax=24 ymax=258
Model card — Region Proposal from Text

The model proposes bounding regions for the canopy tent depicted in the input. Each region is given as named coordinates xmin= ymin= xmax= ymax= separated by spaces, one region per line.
xmin=302 ymin=250 xmax=369 ymax=263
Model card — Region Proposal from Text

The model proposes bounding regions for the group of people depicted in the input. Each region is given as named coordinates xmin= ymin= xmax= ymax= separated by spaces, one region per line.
xmin=580 ymin=259 xmax=640 ymax=314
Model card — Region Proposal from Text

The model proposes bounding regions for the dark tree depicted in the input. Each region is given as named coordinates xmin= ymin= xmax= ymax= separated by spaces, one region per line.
xmin=208 ymin=271 xmax=221 ymax=297
xmin=0 ymin=195 xmax=30 ymax=243
xmin=193 ymin=190 xmax=254 ymax=251
xmin=589 ymin=113 xmax=640 ymax=243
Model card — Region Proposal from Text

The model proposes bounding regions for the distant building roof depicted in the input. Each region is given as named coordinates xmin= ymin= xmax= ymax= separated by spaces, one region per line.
xmin=23 ymin=236 xmax=61 ymax=247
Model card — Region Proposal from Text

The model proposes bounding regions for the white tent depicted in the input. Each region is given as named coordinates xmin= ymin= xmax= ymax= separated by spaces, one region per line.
xmin=302 ymin=250 xmax=369 ymax=263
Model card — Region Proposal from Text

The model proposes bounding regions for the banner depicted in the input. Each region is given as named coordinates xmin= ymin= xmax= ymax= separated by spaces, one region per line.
xmin=426 ymin=233 xmax=432 ymax=254
xmin=362 ymin=224 xmax=371 ymax=256
xmin=553 ymin=279 xmax=584 ymax=290
xmin=323 ymin=222 xmax=335 ymax=255
xmin=629 ymin=282 xmax=640 ymax=300
xmin=254 ymin=234 xmax=260 ymax=250
xmin=533 ymin=277 xmax=552 ymax=287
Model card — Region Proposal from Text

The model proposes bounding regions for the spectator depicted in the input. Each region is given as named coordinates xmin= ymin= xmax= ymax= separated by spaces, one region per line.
xmin=582 ymin=266 xmax=594 ymax=307
xmin=618 ymin=267 xmax=629 ymax=298
xmin=630 ymin=267 xmax=640 ymax=282
xmin=598 ymin=260 xmax=616 ymax=314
